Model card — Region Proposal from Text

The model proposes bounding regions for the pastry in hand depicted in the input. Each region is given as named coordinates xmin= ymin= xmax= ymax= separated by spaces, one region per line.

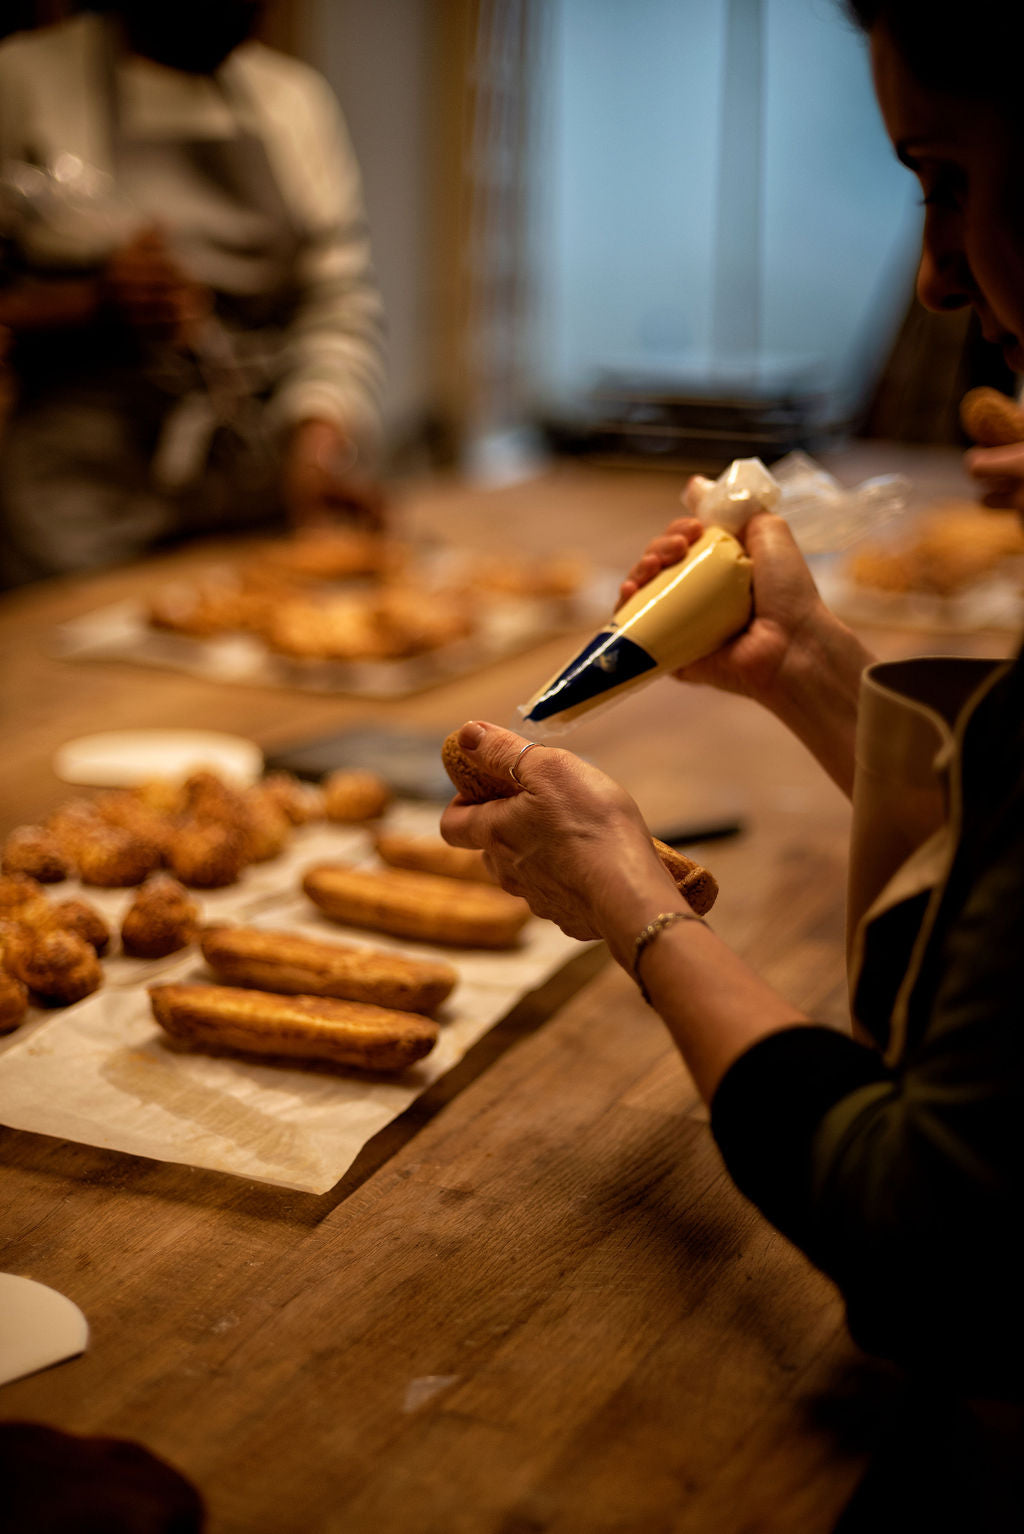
xmin=960 ymin=386 xmax=1024 ymax=447
xmin=440 ymin=730 xmax=719 ymax=916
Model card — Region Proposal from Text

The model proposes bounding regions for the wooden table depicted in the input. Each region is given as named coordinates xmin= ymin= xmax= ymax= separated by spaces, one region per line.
xmin=0 ymin=448 xmax=1013 ymax=1532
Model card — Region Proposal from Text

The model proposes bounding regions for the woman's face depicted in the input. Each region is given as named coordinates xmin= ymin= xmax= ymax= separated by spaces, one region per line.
xmin=871 ymin=24 xmax=1024 ymax=370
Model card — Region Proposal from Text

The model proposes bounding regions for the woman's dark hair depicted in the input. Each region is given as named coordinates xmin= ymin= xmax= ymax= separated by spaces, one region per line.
xmin=843 ymin=1 xmax=1024 ymax=105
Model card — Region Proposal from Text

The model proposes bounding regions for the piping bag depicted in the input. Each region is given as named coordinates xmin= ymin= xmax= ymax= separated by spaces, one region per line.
xmin=519 ymin=458 xmax=779 ymax=735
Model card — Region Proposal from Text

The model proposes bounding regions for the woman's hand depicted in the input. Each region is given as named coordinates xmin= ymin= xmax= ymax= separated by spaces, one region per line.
xmin=617 ymin=513 xmax=705 ymax=608
xmin=964 ymin=441 xmax=1024 ymax=514
xmin=680 ymin=511 xmax=834 ymax=702
xmin=614 ymin=482 xmax=876 ymax=795
xmin=440 ymin=725 xmax=812 ymax=1105
xmin=621 ymin=493 xmax=837 ymax=705
xmin=440 ymin=721 xmax=680 ymax=946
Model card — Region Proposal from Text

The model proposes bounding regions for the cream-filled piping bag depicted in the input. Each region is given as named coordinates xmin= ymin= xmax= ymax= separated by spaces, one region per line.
xmin=519 ymin=459 xmax=779 ymax=734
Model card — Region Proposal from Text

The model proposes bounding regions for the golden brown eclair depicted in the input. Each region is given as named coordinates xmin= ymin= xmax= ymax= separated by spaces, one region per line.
xmin=440 ymin=731 xmax=718 ymax=916
xmin=960 ymin=387 xmax=1024 ymax=447
xmin=648 ymin=839 xmax=718 ymax=918
xmin=302 ymin=863 xmax=530 ymax=948
xmin=149 ymin=982 xmax=438 ymax=1073
xmin=200 ymin=924 xmax=457 ymax=1013
xmin=373 ymin=830 xmax=496 ymax=884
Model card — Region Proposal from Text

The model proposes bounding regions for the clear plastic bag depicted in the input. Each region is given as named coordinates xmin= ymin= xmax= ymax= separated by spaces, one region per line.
xmin=769 ymin=450 xmax=910 ymax=554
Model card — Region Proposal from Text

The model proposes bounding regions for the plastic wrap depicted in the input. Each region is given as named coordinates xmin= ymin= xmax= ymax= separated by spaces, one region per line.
xmin=771 ymin=450 xmax=910 ymax=554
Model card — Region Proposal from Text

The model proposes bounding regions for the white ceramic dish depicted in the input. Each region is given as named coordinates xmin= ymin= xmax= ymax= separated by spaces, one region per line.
xmin=0 ymin=1273 xmax=88 ymax=1386
xmin=53 ymin=729 xmax=263 ymax=788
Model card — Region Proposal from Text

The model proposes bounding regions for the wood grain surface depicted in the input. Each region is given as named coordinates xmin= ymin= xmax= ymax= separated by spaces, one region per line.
xmin=0 ymin=450 xmax=1012 ymax=1533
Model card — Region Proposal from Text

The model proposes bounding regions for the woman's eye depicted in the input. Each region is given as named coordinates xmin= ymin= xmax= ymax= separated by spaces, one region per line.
xmin=919 ymin=168 xmax=965 ymax=210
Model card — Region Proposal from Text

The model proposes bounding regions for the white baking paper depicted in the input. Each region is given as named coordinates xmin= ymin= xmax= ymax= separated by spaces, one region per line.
xmin=0 ymin=805 xmax=591 ymax=1193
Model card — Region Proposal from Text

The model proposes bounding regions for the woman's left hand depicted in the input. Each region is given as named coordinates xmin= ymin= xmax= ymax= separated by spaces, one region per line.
xmin=439 ymin=721 xmax=679 ymax=945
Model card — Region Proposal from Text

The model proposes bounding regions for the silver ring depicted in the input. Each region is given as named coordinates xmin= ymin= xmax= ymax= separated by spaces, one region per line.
xmin=509 ymin=741 xmax=544 ymax=789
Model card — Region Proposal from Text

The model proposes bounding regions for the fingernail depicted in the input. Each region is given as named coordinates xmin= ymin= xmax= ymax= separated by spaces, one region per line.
xmin=459 ymin=720 xmax=485 ymax=749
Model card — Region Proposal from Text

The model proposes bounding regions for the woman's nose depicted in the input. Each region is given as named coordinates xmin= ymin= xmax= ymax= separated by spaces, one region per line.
xmin=916 ymin=219 xmax=973 ymax=313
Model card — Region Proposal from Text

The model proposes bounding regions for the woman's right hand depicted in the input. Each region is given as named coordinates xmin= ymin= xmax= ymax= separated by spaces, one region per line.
xmin=620 ymin=492 xmax=834 ymax=707
xmin=617 ymin=482 xmax=876 ymax=795
xmin=679 ymin=510 xmax=833 ymax=703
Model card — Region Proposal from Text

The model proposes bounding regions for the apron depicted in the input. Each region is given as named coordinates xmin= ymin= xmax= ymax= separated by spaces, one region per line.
xmin=0 ymin=19 xmax=302 ymax=583
xmin=847 ymin=655 xmax=1009 ymax=1065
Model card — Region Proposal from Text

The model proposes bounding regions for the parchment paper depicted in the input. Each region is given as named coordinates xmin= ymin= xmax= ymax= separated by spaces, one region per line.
xmin=51 ymin=575 xmax=615 ymax=699
xmin=0 ymin=803 xmax=592 ymax=1193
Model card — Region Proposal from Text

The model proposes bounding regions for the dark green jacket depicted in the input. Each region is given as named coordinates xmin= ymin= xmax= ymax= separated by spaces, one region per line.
xmin=711 ymin=651 xmax=1024 ymax=1398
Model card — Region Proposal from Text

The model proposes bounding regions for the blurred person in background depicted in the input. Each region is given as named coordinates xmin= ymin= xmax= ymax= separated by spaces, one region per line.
xmin=0 ymin=323 xmax=12 ymax=436
xmin=0 ymin=0 xmax=386 ymax=587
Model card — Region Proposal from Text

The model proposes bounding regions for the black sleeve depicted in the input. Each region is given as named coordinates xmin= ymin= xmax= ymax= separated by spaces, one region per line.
xmin=709 ymin=1023 xmax=891 ymax=1238
xmin=710 ymin=1013 xmax=1024 ymax=1397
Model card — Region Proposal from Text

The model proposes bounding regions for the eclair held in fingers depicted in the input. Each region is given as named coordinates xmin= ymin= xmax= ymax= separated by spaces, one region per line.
xmin=441 ymin=731 xmax=719 ymax=916
xmin=149 ymin=983 xmax=439 ymax=1073
xmin=649 ymin=839 xmax=718 ymax=917
xmin=200 ymin=924 xmax=458 ymax=1013
xmin=302 ymin=863 xmax=531 ymax=949
xmin=960 ymin=386 xmax=1024 ymax=447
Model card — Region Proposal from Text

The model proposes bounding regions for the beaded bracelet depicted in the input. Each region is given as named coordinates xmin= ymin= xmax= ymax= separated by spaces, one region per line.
xmin=631 ymin=910 xmax=705 ymax=1006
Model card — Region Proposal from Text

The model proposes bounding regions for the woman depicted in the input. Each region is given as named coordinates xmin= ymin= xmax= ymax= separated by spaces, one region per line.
xmin=442 ymin=0 xmax=1024 ymax=1405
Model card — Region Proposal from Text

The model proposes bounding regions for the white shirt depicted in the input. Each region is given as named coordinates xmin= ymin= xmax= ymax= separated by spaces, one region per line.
xmin=0 ymin=14 xmax=386 ymax=448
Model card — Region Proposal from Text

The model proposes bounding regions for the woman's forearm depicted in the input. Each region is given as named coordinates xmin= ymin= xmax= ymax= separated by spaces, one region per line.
xmin=760 ymin=604 xmax=874 ymax=798
xmin=598 ymin=873 xmax=814 ymax=1104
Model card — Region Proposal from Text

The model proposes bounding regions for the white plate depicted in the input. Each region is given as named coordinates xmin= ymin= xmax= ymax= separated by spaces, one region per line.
xmin=0 ymin=1273 xmax=89 ymax=1386
xmin=53 ymin=729 xmax=263 ymax=788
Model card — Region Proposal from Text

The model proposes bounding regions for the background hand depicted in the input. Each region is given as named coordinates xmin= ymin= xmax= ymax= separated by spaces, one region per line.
xmin=281 ymin=418 xmax=385 ymax=530
xmin=964 ymin=441 xmax=1024 ymax=514
xmin=101 ymin=226 xmax=209 ymax=348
